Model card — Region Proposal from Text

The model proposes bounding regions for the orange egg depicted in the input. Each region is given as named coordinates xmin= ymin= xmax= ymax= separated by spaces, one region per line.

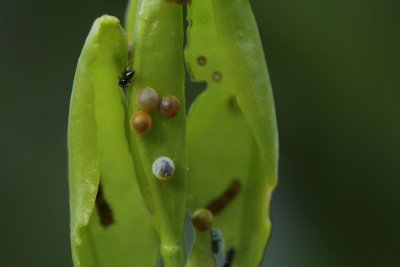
xmin=130 ymin=111 xmax=152 ymax=135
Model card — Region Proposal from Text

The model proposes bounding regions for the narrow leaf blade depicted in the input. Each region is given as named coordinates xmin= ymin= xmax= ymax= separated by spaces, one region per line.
xmin=68 ymin=15 xmax=158 ymax=267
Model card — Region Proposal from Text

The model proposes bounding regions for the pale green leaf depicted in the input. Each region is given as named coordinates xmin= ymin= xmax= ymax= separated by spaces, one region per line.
xmin=68 ymin=15 xmax=158 ymax=267
xmin=185 ymin=0 xmax=278 ymax=266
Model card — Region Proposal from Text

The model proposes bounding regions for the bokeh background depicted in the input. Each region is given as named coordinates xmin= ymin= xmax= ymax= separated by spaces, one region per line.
xmin=1 ymin=0 xmax=399 ymax=266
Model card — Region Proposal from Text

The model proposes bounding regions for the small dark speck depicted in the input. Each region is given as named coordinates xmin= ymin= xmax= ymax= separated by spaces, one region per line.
xmin=212 ymin=71 xmax=223 ymax=82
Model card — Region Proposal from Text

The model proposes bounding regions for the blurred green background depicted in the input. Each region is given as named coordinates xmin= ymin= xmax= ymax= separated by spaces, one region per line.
xmin=0 ymin=0 xmax=399 ymax=266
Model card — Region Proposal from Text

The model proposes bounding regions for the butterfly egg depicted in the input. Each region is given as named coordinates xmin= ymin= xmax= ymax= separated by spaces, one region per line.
xmin=130 ymin=111 xmax=152 ymax=135
xmin=159 ymin=95 xmax=180 ymax=118
xmin=152 ymin=157 xmax=175 ymax=180
xmin=191 ymin=208 xmax=214 ymax=231
xmin=137 ymin=87 xmax=159 ymax=112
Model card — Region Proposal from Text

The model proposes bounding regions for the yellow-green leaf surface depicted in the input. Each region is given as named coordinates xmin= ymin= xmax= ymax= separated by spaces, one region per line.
xmin=127 ymin=1 xmax=187 ymax=266
xmin=185 ymin=0 xmax=278 ymax=266
xmin=68 ymin=15 xmax=157 ymax=267
xmin=186 ymin=232 xmax=214 ymax=267
xmin=125 ymin=0 xmax=139 ymax=45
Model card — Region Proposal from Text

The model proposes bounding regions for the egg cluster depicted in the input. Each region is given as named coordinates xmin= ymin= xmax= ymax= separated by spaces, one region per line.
xmin=130 ymin=87 xmax=180 ymax=135
xmin=129 ymin=87 xmax=180 ymax=181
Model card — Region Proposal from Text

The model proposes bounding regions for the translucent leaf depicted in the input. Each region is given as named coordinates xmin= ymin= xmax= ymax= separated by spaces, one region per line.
xmin=68 ymin=15 xmax=158 ymax=267
xmin=185 ymin=0 xmax=278 ymax=266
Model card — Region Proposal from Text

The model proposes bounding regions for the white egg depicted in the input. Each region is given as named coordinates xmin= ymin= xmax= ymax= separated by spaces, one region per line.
xmin=152 ymin=157 xmax=175 ymax=180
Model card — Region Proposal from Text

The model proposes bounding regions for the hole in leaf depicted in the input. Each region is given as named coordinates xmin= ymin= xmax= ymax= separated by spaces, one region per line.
xmin=223 ymin=248 xmax=236 ymax=267
xmin=95 ymin=183 xmax=114 ymax=227
xmin=210 ymin=228 xmax=226 ymax=267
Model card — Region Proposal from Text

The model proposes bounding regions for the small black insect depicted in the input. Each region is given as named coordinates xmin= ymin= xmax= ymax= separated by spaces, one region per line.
xmin=119 ymin=63 xmax=135 ymax=89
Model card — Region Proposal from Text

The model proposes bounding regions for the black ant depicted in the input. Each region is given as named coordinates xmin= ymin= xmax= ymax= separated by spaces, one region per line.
xmin=118 ymin=62 xmax=135 ymax=89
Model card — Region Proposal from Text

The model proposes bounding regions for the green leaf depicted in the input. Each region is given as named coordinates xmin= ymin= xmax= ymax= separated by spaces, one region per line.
xmin=185 ymin=227 xmax=227 ymax=267
xmin=185 ymin=231 xmax=215 ymax=267
xmin=127 ymin=1 xmax=188 ymax=266
xmin=125 ymin=0 xmax=139 ymax=45
xmin=68 ymin=15 xmax=158 ymax=267
xmin=185 ymin=0 xmax=278 ymax=266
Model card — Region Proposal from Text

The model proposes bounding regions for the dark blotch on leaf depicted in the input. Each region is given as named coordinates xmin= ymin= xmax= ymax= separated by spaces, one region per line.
xmin=197 ymin=56 xmax=207 ymax=66
xmin=206 ymin=179 xmax=241 ymax=215
xmin=95 ymin=183 xmax=114 ymax=227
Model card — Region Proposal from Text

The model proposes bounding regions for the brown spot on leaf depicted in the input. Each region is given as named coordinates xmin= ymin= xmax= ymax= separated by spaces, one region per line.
xmin=212 ymin=71 xmax=223 ymax=82
xmin=197 ymin=56 xmax=207 ymax=66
